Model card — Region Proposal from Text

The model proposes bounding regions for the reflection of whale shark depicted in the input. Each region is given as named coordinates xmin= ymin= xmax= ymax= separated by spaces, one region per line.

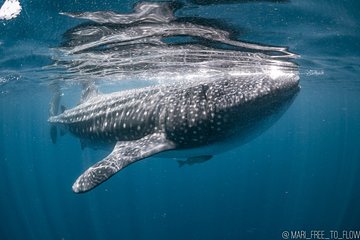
xmin=49 ymin=67 xmax=299 ymax=193
xmin=49 ymin=2 xmax=297 ymax=86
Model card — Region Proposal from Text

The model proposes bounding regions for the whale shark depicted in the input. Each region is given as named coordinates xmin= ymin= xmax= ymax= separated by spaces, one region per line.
xmin=48 ymin=1 xmax=300 ymax=193
xmin=49 ymin=66 xmax=299 ymax=193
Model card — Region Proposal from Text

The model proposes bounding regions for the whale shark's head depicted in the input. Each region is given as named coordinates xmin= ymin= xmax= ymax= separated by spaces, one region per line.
xmin=230 ymin=57 xmax=299 ymax=92
xmin=164 ymin=58 xmax=300 ymax=148
xmin=207 ymin=59 xmax=300 ymax=145
xmin=205 ymin=57 xmax=299 ymax=108
xmin=264 ymin=62 xmax=300 ymax=90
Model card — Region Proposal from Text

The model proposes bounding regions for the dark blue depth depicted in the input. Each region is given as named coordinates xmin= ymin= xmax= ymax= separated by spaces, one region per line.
xmin=1 ymin=0 xmax=360 ymax=239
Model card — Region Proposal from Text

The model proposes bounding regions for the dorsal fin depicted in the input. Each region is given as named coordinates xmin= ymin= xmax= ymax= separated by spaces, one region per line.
xmin=80 ymin=82 xmax=99 ymax=103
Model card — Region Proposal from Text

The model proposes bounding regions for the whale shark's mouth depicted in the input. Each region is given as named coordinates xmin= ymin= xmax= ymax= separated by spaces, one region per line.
xmin=47 ymin=1 xmax=299 ymax=89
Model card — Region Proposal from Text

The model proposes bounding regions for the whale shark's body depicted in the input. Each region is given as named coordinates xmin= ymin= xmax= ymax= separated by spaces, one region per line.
xmin=49 ymin=70 xmax=299 ymax=193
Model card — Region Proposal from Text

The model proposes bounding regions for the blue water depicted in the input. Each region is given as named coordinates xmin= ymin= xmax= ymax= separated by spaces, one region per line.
xmin=1 ymin=0 xmax=360 ymax=240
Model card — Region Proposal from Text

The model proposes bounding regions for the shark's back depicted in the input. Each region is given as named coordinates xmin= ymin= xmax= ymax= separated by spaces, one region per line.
xmin=49 ymin=87 xmax=165 ymax=142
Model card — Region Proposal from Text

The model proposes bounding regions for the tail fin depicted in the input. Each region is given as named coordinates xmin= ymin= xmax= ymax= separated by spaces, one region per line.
xmin=60 ymin=105 xmax=66 ymax=113
xmin=49 ymin=85 xmax=61 ymax=144
xmin=50 ymin=125 xmax=57 ymax=144
xmin=177 ymin=160 xmax=186 ymax=168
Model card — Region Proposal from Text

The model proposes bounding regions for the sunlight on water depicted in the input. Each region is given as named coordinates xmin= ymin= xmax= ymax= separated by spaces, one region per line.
xmin=47 ymin=2 xmax=298 ymax=91
xmin=304 ymin=69 xmax=324 ymax=76
xmin=0 ymin=0 xmax=22 ymax=20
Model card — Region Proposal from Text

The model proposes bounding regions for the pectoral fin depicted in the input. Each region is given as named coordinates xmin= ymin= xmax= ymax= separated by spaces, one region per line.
xmin=177 ymin=160 xmax=186 ymax=168
xmin=72 ymin=132 xmax=176 ymax=193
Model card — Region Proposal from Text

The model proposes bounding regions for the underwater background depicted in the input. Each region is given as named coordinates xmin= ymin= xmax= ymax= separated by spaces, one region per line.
xmin=1 ymin=0 xmax=360 ymax=239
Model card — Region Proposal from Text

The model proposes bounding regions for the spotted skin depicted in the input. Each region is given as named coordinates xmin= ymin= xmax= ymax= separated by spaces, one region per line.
xmin=49 ymin=73 xmax=299 ymax=193
xmin=72 ymin=132 xmax=175 ymax=193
